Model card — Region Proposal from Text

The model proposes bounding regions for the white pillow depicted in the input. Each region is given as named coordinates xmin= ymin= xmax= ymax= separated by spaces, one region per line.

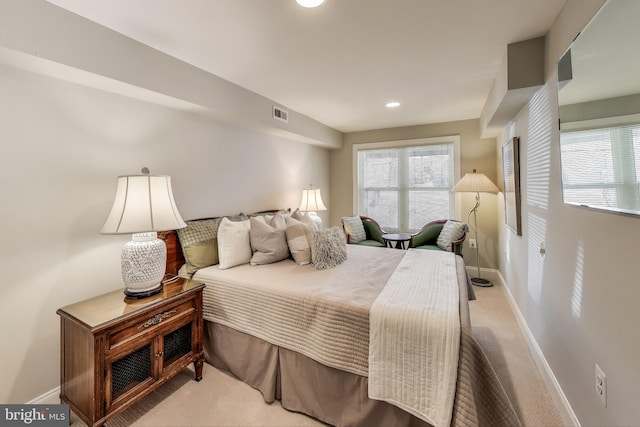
xmin=217 ymin=217 xmax=252 ymax=269
xmin=285 ymin=216 xmax=314 ymax=265
xmin=341 ymin=216 xmax=366 ymax=244
xmin=436 ymin=220 xmax=467 ymax=251
xmin=292 ymin=208 xmax=320 ymax=230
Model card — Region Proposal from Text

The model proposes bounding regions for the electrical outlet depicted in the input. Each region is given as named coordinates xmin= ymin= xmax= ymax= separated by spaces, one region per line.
xmin=595 ymin=364 xmax=607 ymax=407
xmin=469 ymin=239 xmax=477 ymax=249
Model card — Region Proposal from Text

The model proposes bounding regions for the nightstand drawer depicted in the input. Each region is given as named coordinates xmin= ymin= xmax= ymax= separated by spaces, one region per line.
xmin=107 ymin=299 xmax=196 ymax=351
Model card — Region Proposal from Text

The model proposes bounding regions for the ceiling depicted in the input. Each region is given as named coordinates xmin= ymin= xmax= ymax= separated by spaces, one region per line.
xmin=559 ymin=0 xmax=640 ymax=106
xmin=46 ymin=0 xmax=566 ymax=133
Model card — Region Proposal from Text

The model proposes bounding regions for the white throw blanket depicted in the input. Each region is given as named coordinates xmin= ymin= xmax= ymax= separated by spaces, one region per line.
xmin=369 ymin=249 xmax=460 ymax=427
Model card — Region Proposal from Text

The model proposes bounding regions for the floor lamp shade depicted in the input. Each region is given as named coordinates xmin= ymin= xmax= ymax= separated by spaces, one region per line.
xmin=452 ymin=170 xmax=500 ymax=194
xmin=453 ymin=169 xmax=499 ymax=287
xmin=102 ymin=174 xmax=186 ymax=298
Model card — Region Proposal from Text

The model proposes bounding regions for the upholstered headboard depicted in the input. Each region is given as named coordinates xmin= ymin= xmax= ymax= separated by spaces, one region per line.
xmin=159 ymin=208 xmax=291 ymax=276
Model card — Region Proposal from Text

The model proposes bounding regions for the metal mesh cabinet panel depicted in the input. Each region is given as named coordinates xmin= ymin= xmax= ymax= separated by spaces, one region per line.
xmin=163 ymin=323 xmax=192 ymax=365
xmin=112 ymin=344 xmax=152 ymax=398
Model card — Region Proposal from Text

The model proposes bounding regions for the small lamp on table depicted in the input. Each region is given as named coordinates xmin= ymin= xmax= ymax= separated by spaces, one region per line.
xmin=299 ymin=185 xmax=327 ymax=230
xmin=101 ymin=168 xmax=187 ymax=298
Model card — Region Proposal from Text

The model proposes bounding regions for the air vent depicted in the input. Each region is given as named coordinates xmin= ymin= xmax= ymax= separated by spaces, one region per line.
xmin=272 ymin=105 xmax=288 ymax=123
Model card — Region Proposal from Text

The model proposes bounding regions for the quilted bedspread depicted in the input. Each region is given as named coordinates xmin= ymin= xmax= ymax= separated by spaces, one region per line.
xmin=194 ymin=244 xmax=405 ymax=376
xmin=369 ymin=250 xmax=460 ymax=427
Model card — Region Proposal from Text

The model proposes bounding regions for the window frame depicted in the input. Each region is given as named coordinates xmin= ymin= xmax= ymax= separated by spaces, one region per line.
xmin=560 ymin=114 xmax=640 ymax=216
xmin=352 ymin=136 xmax=461 ymax=232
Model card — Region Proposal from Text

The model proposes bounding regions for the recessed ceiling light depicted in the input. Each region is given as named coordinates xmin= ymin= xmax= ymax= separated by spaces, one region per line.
xmin=386 ymin=102 xmax=400 ymax=108
xmin=296 ymin=0 xmax=325 ymax=8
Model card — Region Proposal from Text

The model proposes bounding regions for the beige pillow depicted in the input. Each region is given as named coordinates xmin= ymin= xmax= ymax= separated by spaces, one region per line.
xmin=176 ymin=218 xmax=222 ymax=274
xmin=250 ymin=214 xmax=290 ymax=265
xmin=217 ymin=217 xmax=252 ymax=269
xmin=285 ymin=216 xmax=314 ymax=265
xmin=182 ymin=240 xmax=218 ymax=272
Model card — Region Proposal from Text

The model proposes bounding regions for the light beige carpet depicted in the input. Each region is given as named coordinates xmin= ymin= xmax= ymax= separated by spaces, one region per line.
xmin=71 ymin=281 xmax=563 ymax=427
xmin=469 ymin=283 xmax=564 ymax=427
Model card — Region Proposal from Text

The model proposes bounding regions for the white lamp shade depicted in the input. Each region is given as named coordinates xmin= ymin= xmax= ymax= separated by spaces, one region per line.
xmin=452 ymin=170 xmax=499 ymax=194
xmin=299 ymin=187 xmax=327 ymax=211
xmin=101 ymin=175 xmax=187 ymax=234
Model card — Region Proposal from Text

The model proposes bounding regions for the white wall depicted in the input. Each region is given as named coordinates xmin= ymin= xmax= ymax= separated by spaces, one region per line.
xmin=0 ymin=18 xmax=331 ymax=406
xmin=498 ymin=0 xmax=640 ymax=424
xmin=0 ymin=0 xmax=342 ymax=150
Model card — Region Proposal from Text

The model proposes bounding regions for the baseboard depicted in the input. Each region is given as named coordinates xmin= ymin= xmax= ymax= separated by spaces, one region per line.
xmin=495 ymin=271 xmax=581 ymax=427
xmin=27 ymin=386 xmax=60 ymax=405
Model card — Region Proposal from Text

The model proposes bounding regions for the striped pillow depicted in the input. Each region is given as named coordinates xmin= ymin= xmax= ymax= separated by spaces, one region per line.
xmin=342 ymin=216 xmax=366 ymax=244
xmin=436 ymin=220 xmax=467 ymax=251
xmin=285 ymin=216 xmax=314 ymax=265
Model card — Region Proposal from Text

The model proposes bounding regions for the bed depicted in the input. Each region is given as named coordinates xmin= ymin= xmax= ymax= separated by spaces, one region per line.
xmin=159 ymin=211 xmax=521 ymax=427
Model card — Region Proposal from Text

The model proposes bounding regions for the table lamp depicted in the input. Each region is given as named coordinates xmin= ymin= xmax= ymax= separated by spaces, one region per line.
xmin=299 ymin=185 xmax=327 ymax=229
xmin=101 ymin=169 xmax=186 ymax=298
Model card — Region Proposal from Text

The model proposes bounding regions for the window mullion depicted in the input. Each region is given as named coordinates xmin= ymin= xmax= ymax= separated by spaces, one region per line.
xmin=612 ymin=127 xmax=640 ymax=210
xmin=398 ymin=148 xmax=409 ymax=231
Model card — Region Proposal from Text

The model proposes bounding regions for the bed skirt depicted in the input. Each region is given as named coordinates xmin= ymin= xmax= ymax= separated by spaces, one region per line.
xmin=205 ymin=321 xmax=428 ymax=427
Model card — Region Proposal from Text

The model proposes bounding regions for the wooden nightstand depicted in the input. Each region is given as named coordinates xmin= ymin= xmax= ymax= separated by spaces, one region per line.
xmin=57 ymin=277 xmax=205 ymax=427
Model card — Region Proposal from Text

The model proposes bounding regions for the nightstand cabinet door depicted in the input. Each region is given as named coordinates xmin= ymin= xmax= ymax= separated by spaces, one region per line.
xmin=106 ymin=341 xmax=154 ymax=411
xmin=161 ymin=320 xmax=196 ymax=374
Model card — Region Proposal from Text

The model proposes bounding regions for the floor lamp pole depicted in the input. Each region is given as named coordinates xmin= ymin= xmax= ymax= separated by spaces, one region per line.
xmin=469 ymin=192 xmax=492 ymax=287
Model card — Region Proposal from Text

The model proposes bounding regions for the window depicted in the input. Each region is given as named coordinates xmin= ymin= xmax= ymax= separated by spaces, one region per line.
xmin=560 ymin=124 xmax=640 ymax=213
xmin=354 ymin=137 xmax=459 ymax=232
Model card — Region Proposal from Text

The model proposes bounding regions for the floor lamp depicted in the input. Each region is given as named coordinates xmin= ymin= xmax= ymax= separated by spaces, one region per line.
xmin=453 ymin=169 xmax=499 ymax=287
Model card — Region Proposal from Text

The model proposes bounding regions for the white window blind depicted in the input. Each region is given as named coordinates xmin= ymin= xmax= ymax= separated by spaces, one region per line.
xmin=560 ymin=124 xmax=640 ymax=212
xmin=356 ymin=142 xmax=455 ymax=232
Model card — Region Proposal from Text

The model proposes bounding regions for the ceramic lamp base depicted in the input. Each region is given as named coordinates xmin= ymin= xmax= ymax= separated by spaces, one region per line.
xmin=306 ymin=211 xmax=323 ymax=230
xmin=124 ymin=284 xmax=163 ymax=299
xmin=121 ymin=232 xmax=166 ymax=297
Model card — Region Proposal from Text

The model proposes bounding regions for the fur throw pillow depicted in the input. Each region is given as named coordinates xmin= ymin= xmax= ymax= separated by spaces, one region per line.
xmin=312 ymin=226 xmax=347 ymax=269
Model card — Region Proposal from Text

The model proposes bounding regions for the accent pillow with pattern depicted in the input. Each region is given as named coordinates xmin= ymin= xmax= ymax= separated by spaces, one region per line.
xmin=176 ymin=218 xmax=222 ymax=274
xmin=436 ymin=220 xmax=467 ymax=251
xmin=341 ymin=216 xmax=366 ymax=244
xmin=285 ymin=216 xmax=314 ymax=265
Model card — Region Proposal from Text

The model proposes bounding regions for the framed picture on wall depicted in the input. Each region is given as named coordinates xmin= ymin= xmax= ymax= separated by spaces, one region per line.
xmin=502 ymin=136 xmax=522 ymax=235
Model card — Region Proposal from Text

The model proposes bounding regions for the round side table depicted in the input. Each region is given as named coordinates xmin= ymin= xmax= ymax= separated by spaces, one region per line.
xmin=382 ymin=233 xmax=412 ymax=249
